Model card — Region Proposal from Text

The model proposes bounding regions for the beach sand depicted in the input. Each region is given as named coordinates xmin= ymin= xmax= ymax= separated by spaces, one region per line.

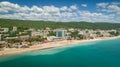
xmin=0 ymin=36 xmax=120 ymax=56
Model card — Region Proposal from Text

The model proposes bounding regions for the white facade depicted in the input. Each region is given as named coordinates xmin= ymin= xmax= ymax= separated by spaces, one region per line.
xmin=31 ymin=31 xmax=43 ymax=36
xmin=0 ymin=34 xmax=1 ymax=41
xmin=31 ymin=30 xmax=50 ymax=38
xmin=4 ymin=28 xmax=9 ymax=32
xmin=0 ymin=28 xmax=9 ymax=33
xmin=13 ymin=26 xmax=17 ymax=31
xmin=55 ymin=29 xmax=67 ymax=39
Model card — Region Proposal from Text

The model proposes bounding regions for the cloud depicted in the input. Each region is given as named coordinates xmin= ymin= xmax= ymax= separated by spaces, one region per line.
xmin=111 ymin=2 xmax=120 ymax=5
xmin=78 ymin=11 xmax=115 ymax=22
xmin=107 ymin=5 xmax=120 ymax=13
xmin=0 ymin=1 xmax=22 ymax=13
xmin=70 ymin=5 xmax=77 ymax=10
xmin=42 ymin=6 xmax=60 ymax=13
xmin=96 ymin=2 xmax=120 ymax=22
xmin=0 ymin=1 xmax=120 ymax=22
xmin=60 ymin=6 xmax=68 ymax=11
xmin=31 ymin=5 xmax=43 ymax=13
xmin=96 ymin=3 xmax=108 ymax=8
xmin=81 ymin=4 xmax=87 ymax=7
xmin=97 ymin=2 xmax=120 ymax=14
xmin=60 ymin=5 xmax=78 ymax=12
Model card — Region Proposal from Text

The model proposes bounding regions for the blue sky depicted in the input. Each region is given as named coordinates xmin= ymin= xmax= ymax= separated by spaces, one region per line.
xmin=0 ymin=0 xmax=120 ymax=22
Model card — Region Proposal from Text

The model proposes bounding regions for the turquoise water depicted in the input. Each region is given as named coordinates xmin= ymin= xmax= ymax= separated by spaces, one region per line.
xmin=0 ymin=39 xmax=120 ymax=67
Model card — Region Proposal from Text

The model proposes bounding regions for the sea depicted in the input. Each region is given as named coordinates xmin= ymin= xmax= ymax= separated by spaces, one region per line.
xmin=0 ymin=39 xmax=120 ymax=67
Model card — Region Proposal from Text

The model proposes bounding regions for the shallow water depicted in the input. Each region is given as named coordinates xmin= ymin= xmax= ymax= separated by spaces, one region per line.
xmin=0 ymin=39 xmax=120 ymax=67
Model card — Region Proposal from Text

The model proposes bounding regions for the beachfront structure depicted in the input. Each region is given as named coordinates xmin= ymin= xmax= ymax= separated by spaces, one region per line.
xmin=13 ymin=26 xmax=17 ymax=31
xmin=0 ymin=34 xmax=1 ymax=41
xmin=68 ymin=28 xmax=75 ymax=32
xmin=55 ymin=29 xmax=67 ymax=39
xmin=46 ymin=27 xmax=50 ymax=30
xmin=96 ymin=30 xmax=111 ymax=37
xmin=18 ymin=35 xmax=30 ymax=40
xmin=3 ymin=28 xmax=9 ymax=32
xmin=5 ymin=35 xmax=29 ymax=40
xmin=31 ymin=30 xmax=51 ymax=38
xmin=19 ymin=31 xmax=27 ymax=35
xmin=31 ymin=31 xmax=44 ymax=37
xmin=78 ymin=29 xmax=109 ymax=39
xmin=0 ymin=28 xmax=9 ymax=33
xmin=31 ymin=31 xmax=43 ymax=37
xmin=28 ymin=28 xmax=35 ymax=31
xmin=5 ymin=37 xmax=18 ymax=40
xmin=47 ymin=36 xmax=56 ymax=41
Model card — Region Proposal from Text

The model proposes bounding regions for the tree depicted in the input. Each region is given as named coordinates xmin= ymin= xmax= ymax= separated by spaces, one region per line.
xmin=96 ymin=32 xmax=101 ymax=35
xmin=25 ymin=37 xmax=46 ymax=42
xmin=47 ymin=31 xmax=56 ymax=36
xmin=0 ymin=19 xmax=120 ymax=30
xmin=109 ymin=31 xmax=119 ymax=36
xmin=78 ymin=35 xmax=84 ymax=40
xmin=70 ymin=31 xmax=79 ymax=39
xmin=0 ymin=44 xmax=4 ymax=51
xmin=8 ymin=39 xmax=22 ymax=44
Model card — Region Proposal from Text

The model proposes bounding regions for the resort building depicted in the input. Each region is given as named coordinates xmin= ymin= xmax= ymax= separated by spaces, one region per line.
xmin=28 ymin=28 xmax=35 ymax=31
xmin=68 ymin=28 xmax=75 ymax=32
xmin=55 ymin=29 xmax=67 ymax=39
xmin=3 ymin=28 xmax=9 ymax=32
xmin=0 ymin=28 xmax=9 ymax=33
xmin=31 ymin=31 xmax=43 ymax=37
xmin=47 ymin=36 xmax=56 ymax=41
xmin=18 ymin=35 xmax=30 ymax=40
xmin=31 ymin=30 xmax=50 ymax=38
xmin=13 ymin=26 xmax=17 ymax=31
xmin=5 ymin=37 xmax=18 ymax=40
xmin=46 ymin=27 xmax=50 ymax=30
xmin=0 ymin=34 xmax=1 ymax=41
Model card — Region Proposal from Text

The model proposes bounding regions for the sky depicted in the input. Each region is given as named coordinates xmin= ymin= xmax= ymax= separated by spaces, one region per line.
xmin=0 ymin=0 xmax=120 ymax=23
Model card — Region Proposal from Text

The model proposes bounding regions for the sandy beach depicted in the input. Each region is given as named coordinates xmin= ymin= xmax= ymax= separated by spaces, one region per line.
xmin=0 ymin=36 xmax=120 ymax=56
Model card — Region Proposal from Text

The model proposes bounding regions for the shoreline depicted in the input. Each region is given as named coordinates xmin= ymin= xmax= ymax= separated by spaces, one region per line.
xmin=0 ymin=36 xmax=120 ymax=56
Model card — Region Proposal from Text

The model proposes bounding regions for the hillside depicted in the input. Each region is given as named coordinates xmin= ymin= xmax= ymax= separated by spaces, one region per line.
xmin=0 ymin=19 xmax=120 ymax=30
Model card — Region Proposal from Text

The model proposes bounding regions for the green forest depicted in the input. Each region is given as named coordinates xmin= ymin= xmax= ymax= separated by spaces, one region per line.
xmin=0 ymin=19 xmax=120 ymax=30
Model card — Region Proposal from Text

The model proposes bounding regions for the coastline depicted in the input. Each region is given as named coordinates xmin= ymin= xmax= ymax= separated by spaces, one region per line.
xmin=0 ymin=36 xmax=120 ymax=56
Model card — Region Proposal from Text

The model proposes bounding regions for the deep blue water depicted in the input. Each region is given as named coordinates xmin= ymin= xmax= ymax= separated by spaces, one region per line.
xmin=0 ymin=39 xmax=120 ymax=67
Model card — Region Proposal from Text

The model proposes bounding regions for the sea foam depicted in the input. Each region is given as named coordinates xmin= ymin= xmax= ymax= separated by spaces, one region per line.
xmin=24 ymin=42 xmax=98 ymax=56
